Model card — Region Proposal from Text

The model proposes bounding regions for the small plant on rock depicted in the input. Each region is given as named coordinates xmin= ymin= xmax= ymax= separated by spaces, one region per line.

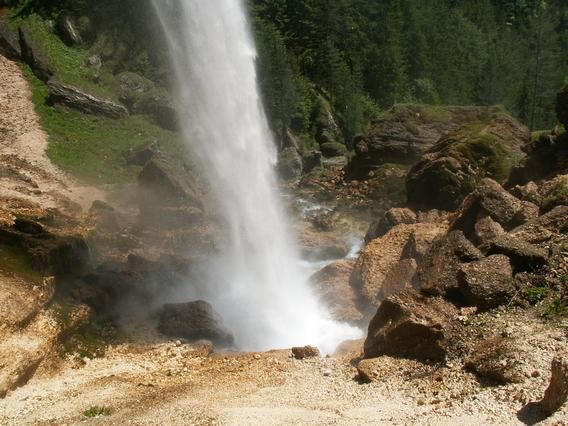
xmin=522 ymin=286 xmax=549 ymax=305
xmin=83 ymin=405 xmax=111 ymax=418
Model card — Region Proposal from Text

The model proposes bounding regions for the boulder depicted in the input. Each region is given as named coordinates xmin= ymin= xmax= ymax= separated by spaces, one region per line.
xmin=464 ymin=337 xmax=524 ymax=384
xmin=364 ymin=288 xmax=459 ymax=362
xmin=365 ymin=207 xmax=417 ymax=242
xmin=320 ymin=142 xmax=347 ymax=158
xmin=135 ymin=90 xmax=178 ymax=131
xmin=509 ymin=205 xmax=568 ymax=245
xmin=347 ymin=105 xmax=503 ymax=178
xmin=488 ymin=235 xmax=548 ymax=273
xmin=0 ymin=21 xmax=21 ymax=60
xmin=157 ymin=301 xmax=234 ymax=347
xmin=510 ymin=181 xmax=542 ymax=205
xmin=351 ymin=224 xmax=421 ymax=307
xmin=57 ymin=13 xmax=82 ymax=46
xmin=401 ymin=223 xmax=446 ymax=264
xmin=302 ymin=150 xmax=322 ymax=173
xmin=419 ymin=230 xmax=483 ymax=298
xmin=406 ymin=117 xmax=528 ymax=210
xmin=457 ymin=255 xmax=515 ymax=310
xmin=127 ymin=145 xmax=155 ymax=166
xmin=18 ymin=26 xmax=54 ymax=82
xmin=310 ymin=260 xmax=364 ymax=324
xmin=450 ymin=178 xmax=536 ymax=237
xmin=539 ymin=354 xmax=568 ymax=415
xmin=473 ymin=215 xmax=505 ymax=250
xmin=540 ymin=174 xmax=568 ymax=213
xmin=291 ymin=346 xmax=320 ymax=359
xmin=556 ymin=86 xmax=568 ymax=128
xmin=277 ymin=147 xmax=303 ymax=180
xmin=47 ymin=79 xmax=128 ymax=118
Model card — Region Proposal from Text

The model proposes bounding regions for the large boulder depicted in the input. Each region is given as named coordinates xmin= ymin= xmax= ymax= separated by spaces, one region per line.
xmin=347 ymin=105 xmax=503 ymax=178
xmin=47 ymin=79 xmax=128 ymax=118
xmin=406 ymin=117 xmax=528 ymax=210
xmin=310 ymin=260 xmax=364 ymax=324
xmin=457 ymin=255 xmax=515 ymax=310
xmin=451 ymin=179 xmax=538 ymax=236
xmin=418 ymin=230 xmax=483 ymax=299
xmin=364 ymin=288 xmax=459 ymax=362
xmin=18 ymin=26 xmax=54 ymax=82
xmin=0 ymin=21 xmax=21 ymax=60
xmin=157 ymin=300 xmax=234 ymax=347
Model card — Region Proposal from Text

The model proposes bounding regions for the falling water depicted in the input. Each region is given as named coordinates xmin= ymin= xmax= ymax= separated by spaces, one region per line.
xmin=152 ymin=0 xmax=360 ymax=352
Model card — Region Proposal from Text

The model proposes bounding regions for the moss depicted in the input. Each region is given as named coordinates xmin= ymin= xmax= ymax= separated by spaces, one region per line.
xmin=542 ymin=181 xmax=568 ymax=212
xmin=0 ymin=243 xmax=42 ymax=283
xmin=24 ymin=66 xmax=185 ymax=184
xmin=83 ymin=406 xmax=111 ymax=418
xmin=320 ymin=141 xmax=347 ymax=158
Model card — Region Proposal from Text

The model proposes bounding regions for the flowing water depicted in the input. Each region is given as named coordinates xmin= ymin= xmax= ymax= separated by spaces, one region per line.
xmin=152 ymin=0 xmax=360 ymax=352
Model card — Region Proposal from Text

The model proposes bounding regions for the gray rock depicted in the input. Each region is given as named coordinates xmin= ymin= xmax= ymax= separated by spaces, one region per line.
xmin=57 ymin=13 xmax=82 ymax=46
xmin=157 ymin=300 xmax=234 ymax=347
xmin=458 ymin=255 xmax=515 ymax=310
xmin=19 ymin=26 xmax=54 ymax=82
xmin=0 ymin=21 xmax=21 ymax=60
xmin=47 ymin=79 xmax=128 ymax=118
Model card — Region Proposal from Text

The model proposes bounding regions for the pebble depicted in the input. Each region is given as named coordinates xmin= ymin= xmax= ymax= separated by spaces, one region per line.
xmin=323 ymin=369 xmax=332 ymax=377
xmin=253 ymin=354 xmax=261 ymax=360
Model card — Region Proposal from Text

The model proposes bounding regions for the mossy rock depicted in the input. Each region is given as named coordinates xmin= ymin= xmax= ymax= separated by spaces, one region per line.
xmin=320 ymin=142 xmax=347 ymax=158
xmin=277 ymin=147 xmax=303 ymax=180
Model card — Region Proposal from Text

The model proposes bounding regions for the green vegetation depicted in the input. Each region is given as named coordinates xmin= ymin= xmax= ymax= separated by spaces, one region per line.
xmin=83 ymin=406 xmax=111 ymax=418
xmin=23 ymin=66 xmax=184 ymax=184
xmin=522 ymin=286 xmax=549 ymax=305
xmin=0 ymin=243 xmax=42 ymax=283
xmin=542 ymin=295 xmax=567 ymax=318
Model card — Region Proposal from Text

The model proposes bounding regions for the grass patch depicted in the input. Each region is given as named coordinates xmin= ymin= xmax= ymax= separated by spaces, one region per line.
xmin=83 ymin=406 xmax=111 ymax=418
xmin=23 ymin=66 xmax=185 ymax=184
xmin=522 ymin=286 xmax=549 ymax=305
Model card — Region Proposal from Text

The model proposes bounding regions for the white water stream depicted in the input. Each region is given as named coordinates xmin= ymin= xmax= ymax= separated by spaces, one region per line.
xmin=152 ymin=0 xmax=360 ymax=353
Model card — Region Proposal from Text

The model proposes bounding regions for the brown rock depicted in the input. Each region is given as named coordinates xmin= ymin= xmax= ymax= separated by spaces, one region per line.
xmin=539 ymin=354 xmax=568 ymax=415
xmin=458 ymin=255 xmax=515 ymax=310
xmin=310 ymin=260 xmax=364 ymax=324
xmin=465 ymin=337 xmax=524 ymax=384
xmin=0 ymin=348 xmax=43 ymax=398
xmin=419 ymin=231 xmax=483 ymax=298
xmin=401 ymin=223 xmax=446 ymax=264
xmin=509 ymin=205 xmax=568 ymax=244
xmin=473 ymin=214 xmax=505 ymax=250
xmin=292 ymin=345 xmax=320 ymax=359
xmin=365 ymin=207 xmax=417 ymax=242
xmin=356 ymin=358 xmax=380 ymax=383
xmin=488 ymin=234 xmax=548 ymax=273
xmin=364 ymin=288 xmax=459 ymax=362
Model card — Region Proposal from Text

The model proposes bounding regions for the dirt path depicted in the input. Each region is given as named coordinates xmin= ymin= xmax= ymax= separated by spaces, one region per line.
xmin=0 ymin=55 xmax=104 ymax=211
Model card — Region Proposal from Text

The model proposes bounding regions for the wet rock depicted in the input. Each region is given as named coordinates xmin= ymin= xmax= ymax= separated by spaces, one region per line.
xmin=406 ymin=118 xmax=528 ymax=210
xmin=458 ymin=255 xmax=515 ymax=310
xmin=291 ymin=346 xmax=320 ymax=359
xmin=539 ymin=354 xmax=568 ymax=415
xmin=310 ymin=260 xmax=364 ymax=324
xmin=488 ymin=235 xmax=548 ymax=273
xmin=556 ymin=85 xmax=568 ymax=128
xmin=465 ymin=337 xmax=524 ymax=384
xmin=19 ymin=26 xmax=54 ymax=82
xmin=157 ymin=301 xmax=234 ymax=347
xmin=365 ymin=207 xmax=417 ymax=242
xmin=419 ymin=230 xmax=483 ymax=298
xmin=57 ymin=13 xmax=82 ymax=46
xmin=364 ymin=288 xmax=459 ymax=362
xmin=277 ymin=147 xmax=303 ymax=180
xmin=135 ymin=90 xmax=178 ymax=131
xmin=47 ymin=79 xmax=128 ymax=118
xmin=0 ymin=21 xmax=21 ymax=60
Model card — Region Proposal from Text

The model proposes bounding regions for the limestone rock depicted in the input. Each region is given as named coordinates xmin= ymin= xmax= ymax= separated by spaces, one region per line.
xmin=291 ymin=346 xmax=320 ymax=359
xmin=157 ymin=301 xmax=234 ymax=347
xmin=488 ymin=235 xmax=548 ymax=273
xmin=539 ymin=354 xmax=568 ymax=415
xmin=458 ymin=255 xmax=514 ymax=310
xmin=47 ymin=79 xmax=128 ymax=118
xmin=310 ymin=260 xmax=364 ymax=324
xmin=419 ymin=230 xmax=483 ymax=298
xmin=364 ymin=288 xmax=459 ymax=362
xmin=465 ymin=337 xmax=524 ymax=384
xmin=19 ymin=26 xmax=54 ymax=82
xmin=365 ymin=207 xmax=417 ymax=242
xmin=0 ymin=21 xmax=21 ymax=60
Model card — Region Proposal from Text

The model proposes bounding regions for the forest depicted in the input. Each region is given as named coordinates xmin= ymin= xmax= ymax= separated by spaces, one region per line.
xmin=250 ymin=0 xmax=568 ymax=142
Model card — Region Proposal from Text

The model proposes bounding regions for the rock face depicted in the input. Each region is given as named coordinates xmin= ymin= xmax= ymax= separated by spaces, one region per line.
xmin=347 ymin=105 xmax=503 ymax=178
xmin=364 ymin=288 xmax=459 ymax=362
xmin=157 ymin=301 xmax=234 ymax=347
xmin=0 ymin=21 xmax=21 ymax=60
xmin=539 ymin=354 xmax=568 ymax=415
xmin=419 ymin=230 xmax=483 ymax=298
xmin=406 ymin=117 xmax=528 ymax=210
xmin=310 ymin=260 xmax=364 ymax=324
xmin=57 ymin=13 xmax=82 ymax=46
xmin=47 ymin=80 xmax=128 ymax=118
xmin=18 ymin=26 xmax=54 ymax=82
xmin=464 ymin=337 xmax=524 ymax=384
xmin=457 ymin=255 xmax=514 ymax=310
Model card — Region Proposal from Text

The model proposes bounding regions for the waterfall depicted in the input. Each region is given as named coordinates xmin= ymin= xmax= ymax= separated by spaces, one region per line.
xmin=152 ymin=0 xmax=360 ymax=353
